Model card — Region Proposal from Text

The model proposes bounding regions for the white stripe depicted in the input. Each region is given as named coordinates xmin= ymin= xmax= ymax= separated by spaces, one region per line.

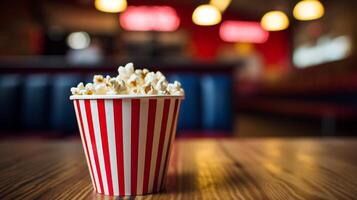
xmin=90 ymin=100 xmax=109 ymax=194
xmin=73 ymin=101 xmax=96 ymax=190
xmin=157 ymin=99 xmax=175 ymax=191
xmin=79 ymin=100 xmax=101 ymax=193
xmin=105 ymin=100 xmax=119 ymax=195
xmin=163 ymin=100 xmax=181 ymax=187
xmin=137 ymin=98 xmax=149 ymax=194
xmin=122 ymin=99 xmax=131 ymax=194
xmin=148 ymin=99 xmax=164 ymax=192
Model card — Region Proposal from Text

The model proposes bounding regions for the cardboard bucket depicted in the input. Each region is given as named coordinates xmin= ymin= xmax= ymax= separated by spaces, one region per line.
xmin=70 ymin=95 xmax=183 ymax=196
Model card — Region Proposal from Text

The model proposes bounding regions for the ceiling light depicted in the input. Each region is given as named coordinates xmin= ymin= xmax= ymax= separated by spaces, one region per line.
xmin=120 ymin=6 xmax=180 ymax=32
xmin=192 ymin=4 xmax=222 ymax=26
xmin=95 ymin=0 xmax=127 ymax=13
xmin=220 ymin=20 xmax=269 ymax=43
xmin=261 ymin=11 xmax=289 ymax=31
xmin=209 ymin=0 xmax=231 ymax=12
xmin=293 ymin=0 xmax=324 ymax=21
xmin=67 ymin=32 xmax=91 ymax=50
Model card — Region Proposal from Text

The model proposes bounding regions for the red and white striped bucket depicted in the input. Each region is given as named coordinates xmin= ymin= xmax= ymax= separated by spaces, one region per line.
xmin=70 ymin=95 xmax=183 ymax=196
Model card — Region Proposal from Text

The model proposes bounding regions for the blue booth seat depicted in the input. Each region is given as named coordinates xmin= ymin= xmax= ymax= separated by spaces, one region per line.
xmin=201 ymin=75 xmax=233 ymax=131
xmin=50 ymin=74 xmax=82 ymax=133
xmin=168 ymin=74 xmax=201 ymax=130
xmin=21 ymin=74 xmax=50 ymax=130
xmin=0 ymin=75 xmax=22 ymax=130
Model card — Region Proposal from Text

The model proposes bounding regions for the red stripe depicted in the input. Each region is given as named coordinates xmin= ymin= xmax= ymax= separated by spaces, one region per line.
xmin=160 ymin=99 xmax=179 ymax=190
xmin=84 ymin=99 xmax=104 ymax=193
xmin=75 ymin=100 xmax=97 ymax=192
xmin=142 ymin=99 xmax=157 ymax=194
xmin=113 ymin=99 xmax=125 ymax=196
xmin=97 ymin=100 xmax=113 ymax=195
xmin=131 ymin=99 xmax=140 ymax=194
xmin=153 ymin=99 xmax=171 ymax=191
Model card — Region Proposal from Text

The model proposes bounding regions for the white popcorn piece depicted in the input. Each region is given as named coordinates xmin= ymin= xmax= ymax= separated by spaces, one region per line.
xmin=167 ymin=81 xmax=184 ymax=95
xmin=77 ymin=82 xmax=85 ymax=90
xmin=93 ymin=75 xmax=105 ymax=84
xmin=118 ymin=66 xmax=126 ymax=75
xmin=117 ymin=63 xmax=135 ymax=82
xmin=156 ymin=71 xmax=164 ymax=79
xmin=71 ymin=82 xmax=85 ymax=95
xmin=141 ymin=83 xmax=157 ymax=95
xmin=110 ymin=78 xmax=126 ymax=94
xmin=128 ymin=87 xmax=141 ymax=95
xmin=155 ymin=79 xmax=168 ymax=92
xmin=143 ymin=68 xmax=149 ymax=75
xmin=70 ymin=62 xmax=184 ymax=96
xmin=135 ymin=69 xmax=147 ymax=81
xmin=83 ymin=83 xmax=95 ymax=95
xmin=70 ymin=87 xmax=79 ymax=95
xmin=125 ymin=62 xmax=134 ymax=74
xmin=94 ymin=83 xmax=107 ymax=95
xmin=144 ymin=72 xmax=158 ymax=85
xmin=127 ymin=74 xmax=140 ymax=87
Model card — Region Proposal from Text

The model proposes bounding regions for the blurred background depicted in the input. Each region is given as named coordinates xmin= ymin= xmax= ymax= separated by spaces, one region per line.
xmin=0 ymin=0 xmax=357 ymax=138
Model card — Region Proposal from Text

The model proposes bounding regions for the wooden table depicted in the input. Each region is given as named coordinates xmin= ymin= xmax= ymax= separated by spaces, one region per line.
xmin=0 ymin=138 xmax=356 ymax=199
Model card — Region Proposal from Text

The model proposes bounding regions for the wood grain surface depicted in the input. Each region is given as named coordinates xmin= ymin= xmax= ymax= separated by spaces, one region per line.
xmin=0 ymin=138 xmax=356 ymax=199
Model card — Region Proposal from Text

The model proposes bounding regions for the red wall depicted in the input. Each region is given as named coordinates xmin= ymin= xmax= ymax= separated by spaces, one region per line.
xmin=129 ymin=1 xmax=291 ymax=71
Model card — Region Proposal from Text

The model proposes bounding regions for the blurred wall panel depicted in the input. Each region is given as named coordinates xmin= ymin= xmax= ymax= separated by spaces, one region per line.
xmin=201 ymin=75 xmax=233 ymax=131
xmin=50 ymin=74 xmax=82 ymax=133
xmin=0 ymin=75 xmax=22 ymax=131
xmin=21 ymin=74 xmax=50 ymax=130
xmin=44 ymin=3 xmax=119 ymax=34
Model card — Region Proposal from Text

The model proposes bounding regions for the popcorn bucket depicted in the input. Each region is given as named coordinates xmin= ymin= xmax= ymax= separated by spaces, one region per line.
xmin=70 ymin=95 xmax=183 ymax=196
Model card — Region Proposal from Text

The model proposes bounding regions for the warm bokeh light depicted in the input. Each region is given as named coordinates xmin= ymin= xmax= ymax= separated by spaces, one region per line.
xmin=95 ymin=0 xmax=127 ymax=13
xmin=293 ymin=0 xmax=324 ymax=21
xmin=120 ymin=6 xmax=180 ymax=32
xmin=209 ymin=0 xmax=231 ymax=12
xmin=192 ymin=4 xmax=222 ymax=26
xmin=219 ymin=20 xmax=269 ymax=43
xmin=66 ymin=32 xmax=91 ymax=49
xmin=234 ymin=43 xmax=254 ymax=56
xmin=261 ymin=11 xmax=289 ymax=31
xmin=293 ymin=35 xmax=351 ymax=68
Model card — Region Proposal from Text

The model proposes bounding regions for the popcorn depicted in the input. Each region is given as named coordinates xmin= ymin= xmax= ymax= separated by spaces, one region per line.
xmin=167 ymin=81 xmax=184 ymax=95
xmin=110 ymin=78 xmax=126 ymax=94
xmin=94 ymin=83 xmax=107 ymax=95
xmin=142 ymin=83 xmax=157 ymax=95
xmin=93 ymin=75 xmax=105 ymax=84
xmin=84 ymin=83 xmax=95 ymax=95
xmin=127 ymin=74 xmax=140 ymax=87
xmin=144 ymin=72 xmax=157 ymax=85
xmin=156 ymin=78 xmax=168 ymax=92
xmin=117 ymin=62 xmax=135 ymax=81
xmin=70 ymin=82 xmax=85 ymax=95
xmin=70 ymin=62 xmax=184 ymax=96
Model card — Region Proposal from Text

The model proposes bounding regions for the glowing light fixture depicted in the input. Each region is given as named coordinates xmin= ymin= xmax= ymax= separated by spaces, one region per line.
xmin=261 ymin=11 xmax=289 ymax=31
xmin=293 ymin=35 xmax=351 ymax=68
xmin=192 ymin=4 xmax=221 ymax=26
xmin=67 ymin=32 xmax=91 ymax=50
xmin=95 ymin=0 xmax=127 ymax=13
xmin=209 ymin=0 xmax=231 ymax=12
xmin=293 ymin=0 xmax=324 ymax=21
xmin=219 ymin=20 xmax=269 ymax=43
xmin=120 ymin=6 xmax=180 ymax=32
